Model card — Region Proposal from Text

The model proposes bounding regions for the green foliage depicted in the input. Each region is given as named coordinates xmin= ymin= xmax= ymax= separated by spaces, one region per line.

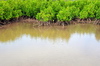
xmin=57 ymin=8 xmax=72 ymax=21
xmin=0 ymin=0 xmax=100 ymax=22
xmin=79 ymin=3 xmax=96 ymax=19
xmin=36 ymin=6 xmax=55 ymax=22
xmin=0 ymin=7 xmax=4 ymax=20
xmin=96 ymin=8 xmax=100 ymax=19
xmin=57 ymin=6 xmax=79 ymax=21
xmin=1 ymin=1 xmax=13 ymax=20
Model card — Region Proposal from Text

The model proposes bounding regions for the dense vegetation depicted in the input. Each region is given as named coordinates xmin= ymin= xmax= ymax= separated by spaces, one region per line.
xmin=0 ymin=0 xmax=100 ymax=24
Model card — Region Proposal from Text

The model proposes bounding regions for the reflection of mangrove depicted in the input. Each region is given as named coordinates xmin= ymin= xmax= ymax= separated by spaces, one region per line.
xmin=95 ymin=27 xmax=100 ymax=40
xmin=0 ymin=23 xmax=100 ymax=42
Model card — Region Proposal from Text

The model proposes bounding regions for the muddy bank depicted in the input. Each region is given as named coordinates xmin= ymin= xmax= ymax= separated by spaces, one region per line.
xmin=0 ymin=17 xmax=100 ymax=26
xmin=22 ymin=18 xmax=100 ymax=26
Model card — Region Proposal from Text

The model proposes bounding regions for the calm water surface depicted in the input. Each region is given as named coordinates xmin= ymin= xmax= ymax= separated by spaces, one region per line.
xmin=0 ymin=22 xmax=100 ymax=66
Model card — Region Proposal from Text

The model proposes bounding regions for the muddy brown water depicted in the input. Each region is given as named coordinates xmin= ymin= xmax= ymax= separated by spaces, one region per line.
xmin=0 ymin=22 xmax=100 ymax=66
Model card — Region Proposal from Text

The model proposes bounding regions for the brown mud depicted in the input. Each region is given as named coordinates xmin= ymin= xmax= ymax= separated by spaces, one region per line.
xmin=0 ymin=17 xmax=100 ymax=27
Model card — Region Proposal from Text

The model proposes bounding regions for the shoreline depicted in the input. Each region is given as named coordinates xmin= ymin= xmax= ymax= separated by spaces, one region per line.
xmin=0 ymin=17 xmax=100 ymax=26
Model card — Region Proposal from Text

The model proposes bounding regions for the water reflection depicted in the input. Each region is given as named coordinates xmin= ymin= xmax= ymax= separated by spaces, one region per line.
xmin=0 ymin=23 xmax=100 ymax=42
xmin=0 ymin=23 xmax=100 ymax=66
